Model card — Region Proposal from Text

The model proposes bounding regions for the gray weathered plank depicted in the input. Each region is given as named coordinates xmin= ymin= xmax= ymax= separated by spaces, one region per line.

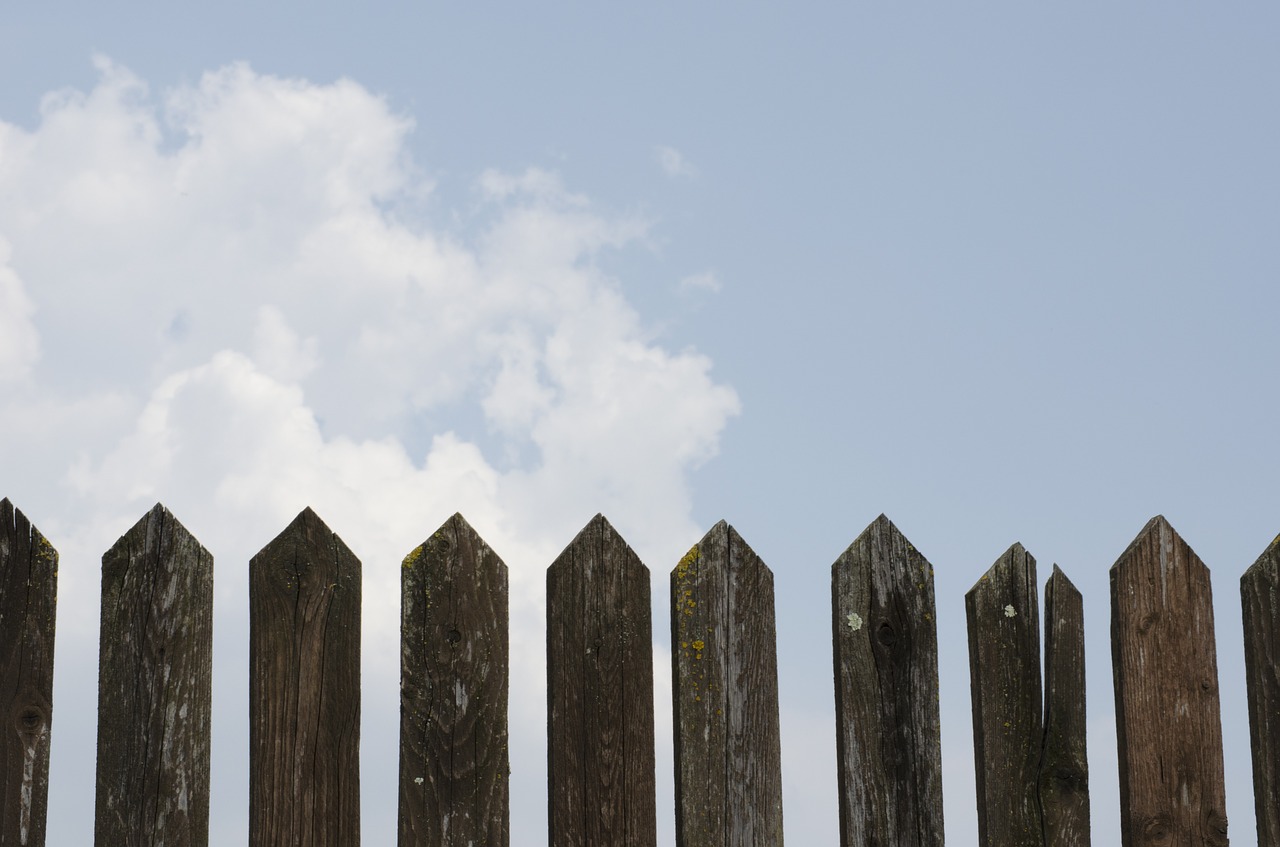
xmin=1041 ymin=565 xmax=1090 ymax=847
xmin=0 ymin=499 xmax=58 ymax=847
xmin=399 ymin=513 xmax=509 ymax=846
xmin=672 ymin=521 xmax=783 ymax=847
xmin=965 ymin=543 xmax=1042 ymax=847
xmin=249 ymin=508 xmax=361 ymax=847
xmin=830 ymin=514 xmax=943 ymax=847
xmin=94 ymin=504 xmax=213 ymax=847
xmin=1241 ymin=533 xmax=1280 ymax=847
xmin=1111 ymin=516 xmax=1229 ymax=846
xmin=547 ymin=514 xmax=656 ymax=847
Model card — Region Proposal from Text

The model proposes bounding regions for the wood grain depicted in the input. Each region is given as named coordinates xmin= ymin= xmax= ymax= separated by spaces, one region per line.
xmin=249 ymin=508 xmax=361 ymax=847
xmin=1041 ymin=565 xmax=1090 ymax=847
xmin=830 ymin=514 xmax=943 ymax=847
xmin=94 ymin=504 xmax=213 ymax=847
xmin=672 ymin=521 xmax=783 ymax=847
xmin=0 ymin=499 xmax=58 ymax=847
xmin=1241 ymin=533 xmax=1280 ymax=847
xmin=1111 ymin=516 xmax=1228 ymax=846
xmin=966 ymin=543 xmax=1042 ymax=847
xmin=547 ymin=514 xmax=656 ymax=847
xmin=399 ymin=513 xmax=509 ymax=846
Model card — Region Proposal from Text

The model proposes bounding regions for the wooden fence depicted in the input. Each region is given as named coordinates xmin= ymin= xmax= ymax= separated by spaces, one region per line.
xmin=1 ymin=496 xmax=1277 ymax=846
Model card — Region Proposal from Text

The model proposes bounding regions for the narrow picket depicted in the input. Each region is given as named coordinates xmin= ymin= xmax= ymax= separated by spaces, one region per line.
xmin=248 ymin=508 xmax=361 ymax=847
xmin=672 ymin=521 xmax=783 ymax=847
xmin=0 ymin=499 xmax=58 ymax=847
xmin=547 ymin=514 xmax=656 ymax=847
xmin=93 ymin=504 xmax=214 ymax=846
xmin=1241 ymin=533 xmax=1280 ymax=847
xmin=399 ymin=513 xmax=509 ymax=846
xmin=830 ymin=514 xmax=943 ymax=847
xmin=1041 ymin=565 xmax=1090 ymax=846
xmin=966 ymin=543 xmax=1043 ymax=847
xmin=1111 ymin=516 xmax=1229 ymax=846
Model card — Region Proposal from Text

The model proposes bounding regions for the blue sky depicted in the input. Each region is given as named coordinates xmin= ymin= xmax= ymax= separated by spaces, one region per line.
xmin=2 ymin=4 xmax=1278 ymax=844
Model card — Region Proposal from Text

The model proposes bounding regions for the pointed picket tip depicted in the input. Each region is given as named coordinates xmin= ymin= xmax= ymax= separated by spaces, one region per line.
xmin=255 ymin=505 xmax=351 ymax=556
xmin=1047 ymin=563 xmax=1080 ymax=593
xmin=1241 ymin=531 xmax=1280 ymax=585
xmin=105 ymin=503 xmax=208 ymax=560
xmin=673 ymin=519 xmax=774 ymax=581
xmin=1111 ymin=514 xmax=1183 ymax=570
xmin=548 ymin=512 xmax=647 ymax=576
xmin=966 ymin=542 xmax=1031 ymax=597
xmin=402 ymin=512 xmax=505 ymax=573
xmin=840 ymin=513 xmax=915 ymax=558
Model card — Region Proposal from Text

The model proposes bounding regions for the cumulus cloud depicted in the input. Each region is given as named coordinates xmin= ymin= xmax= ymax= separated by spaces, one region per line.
xmin=655 ymin=144 xmax=697 ymax=178
xmin=679 ymin=270 xmax=722 ymax=293
xmin=0 ymin=59 xmax=737 ymax=844
xmin=0 ymin=239 xmax=40 ymax=381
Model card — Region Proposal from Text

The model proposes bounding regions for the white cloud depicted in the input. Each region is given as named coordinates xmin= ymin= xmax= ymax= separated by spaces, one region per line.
xmin=655 ymin=144 xmax=697 ymax=178
xmin=0 ymin=238 xmax=40 ymax=381
xmin=679 ymin=270 xmax=722 ymax=293
xmin=0 ymin=59 xmax=737 ymax=845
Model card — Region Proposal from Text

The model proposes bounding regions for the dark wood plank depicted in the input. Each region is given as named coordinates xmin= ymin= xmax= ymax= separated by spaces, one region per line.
xmin=93 ymin=504 xmax=213 ymax=847
xmin=1111 ymin=516 xmax=1229 ymax=847
xmin=1041 ymin=565 xmax=1090 ymax=847
xmin=0 ymin=499 xmax=58 ymax=847
xmin=546 ymin=514 xmax=656 ymax=847
xmin=672 ymin=521 xmax=783 ymax=847
xmin=249 ymin=507 xmax=361 ymax=847
xmin=1241 ymin=533 xmax=1280 ymax=847
xmin=831 ymin=514 xmax=943 ymax=847
xmin=965 ymin=543 xmax=1042 ymax=847
xmin=399 ymin=513 xmax=509 ymax=846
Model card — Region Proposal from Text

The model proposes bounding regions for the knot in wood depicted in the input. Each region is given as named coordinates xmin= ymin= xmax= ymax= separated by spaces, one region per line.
xmin=446 ymin=628 xmax=462 ymax=645
xmin=875 ymin=622 xmax=896 ymax=647
xmin=1138 ymin=814 xmax=1172 ymax=845
xmin=15 ymin=704 xmax=45 ymax=735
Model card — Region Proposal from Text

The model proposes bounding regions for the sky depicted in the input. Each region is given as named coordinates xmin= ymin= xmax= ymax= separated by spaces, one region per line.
xmin=2 ymin=4 xmax=1279 ymax=845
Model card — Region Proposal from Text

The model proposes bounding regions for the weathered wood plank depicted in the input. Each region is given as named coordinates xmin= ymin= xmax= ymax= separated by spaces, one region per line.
xmin=1111 ymin=516 xmax=1229 ymax=846
xmin=93 ymin=504 xmax=213 ymax=847
xmin=1041 ymin=565 xmax=1090 ymax=847
xmin=830 ymin=514 xmax=943 ymax=847
xmin=547 ymin=514 xmax=656 ymax=847
xmin=1241 ymin=533 xmax=1280 ymax=847
xmin=399 ymin=513 xmax=509 ymax=846
xmin=249 ymin=508 xmax=361 ymax=847
xmin=672 ymin=521 xmax=783 ymax=847
xmin=965 ymin=543 xmax=1042 ymax=847
xmin=0 ymin=499 xmax=57 ymax=847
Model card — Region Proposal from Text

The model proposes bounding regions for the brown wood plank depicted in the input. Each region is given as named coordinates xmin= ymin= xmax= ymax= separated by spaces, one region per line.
xmin=546 ymin=514 xmax=656 ymax=847
xmin=1111 ymin=516 xmax=1229 ymax=847
xmin=965 ymin=543 xmax=1042 ymax=847
xmin=399 ymin=513 xmax=509 ymax=846
xmin=830 ymin=514 xmax=943 ymax=847
xmin=1241 ymin=533 xmax=1280 ymax=847
xmin=93 ymin=504 xmax=213 ymax=847
xmin=1041 ymin=565 xmax=1090 ymax=847
xmin=672 ymin=521 xmax=783 ymax=847
xmin=0 ymin=499 xmax=58 ymax=847
xmin=249 ymin=507 xmax=361 ymax=847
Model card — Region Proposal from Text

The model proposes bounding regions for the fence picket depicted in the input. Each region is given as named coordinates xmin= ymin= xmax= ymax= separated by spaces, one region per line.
xmin=547 ymin=514 xmax=656 ymax=847
xmin=672 ymin=521 xmax=783 ymax=847
xmin=249 ymin=508 xmax=361 ymax=847
xmin=1111 ymin=516 xmax=1229 ymax=846
xmin=0 ymin=499 xmax=57 ymax=847
xmin=93 ymin=504 xmax=213 ymax=846
xmin=966 ymin=543 xmax=1043 ymax=847
xmin=830 ymin=514 xmax=943 ymax=847
xmin=1241 ymin=534 xmax=1280 ymax=847
xmin=1041 ymin=565 xmax=1090 ymax=846
xmin=399 ymin=513 xmax=509 ymax=846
